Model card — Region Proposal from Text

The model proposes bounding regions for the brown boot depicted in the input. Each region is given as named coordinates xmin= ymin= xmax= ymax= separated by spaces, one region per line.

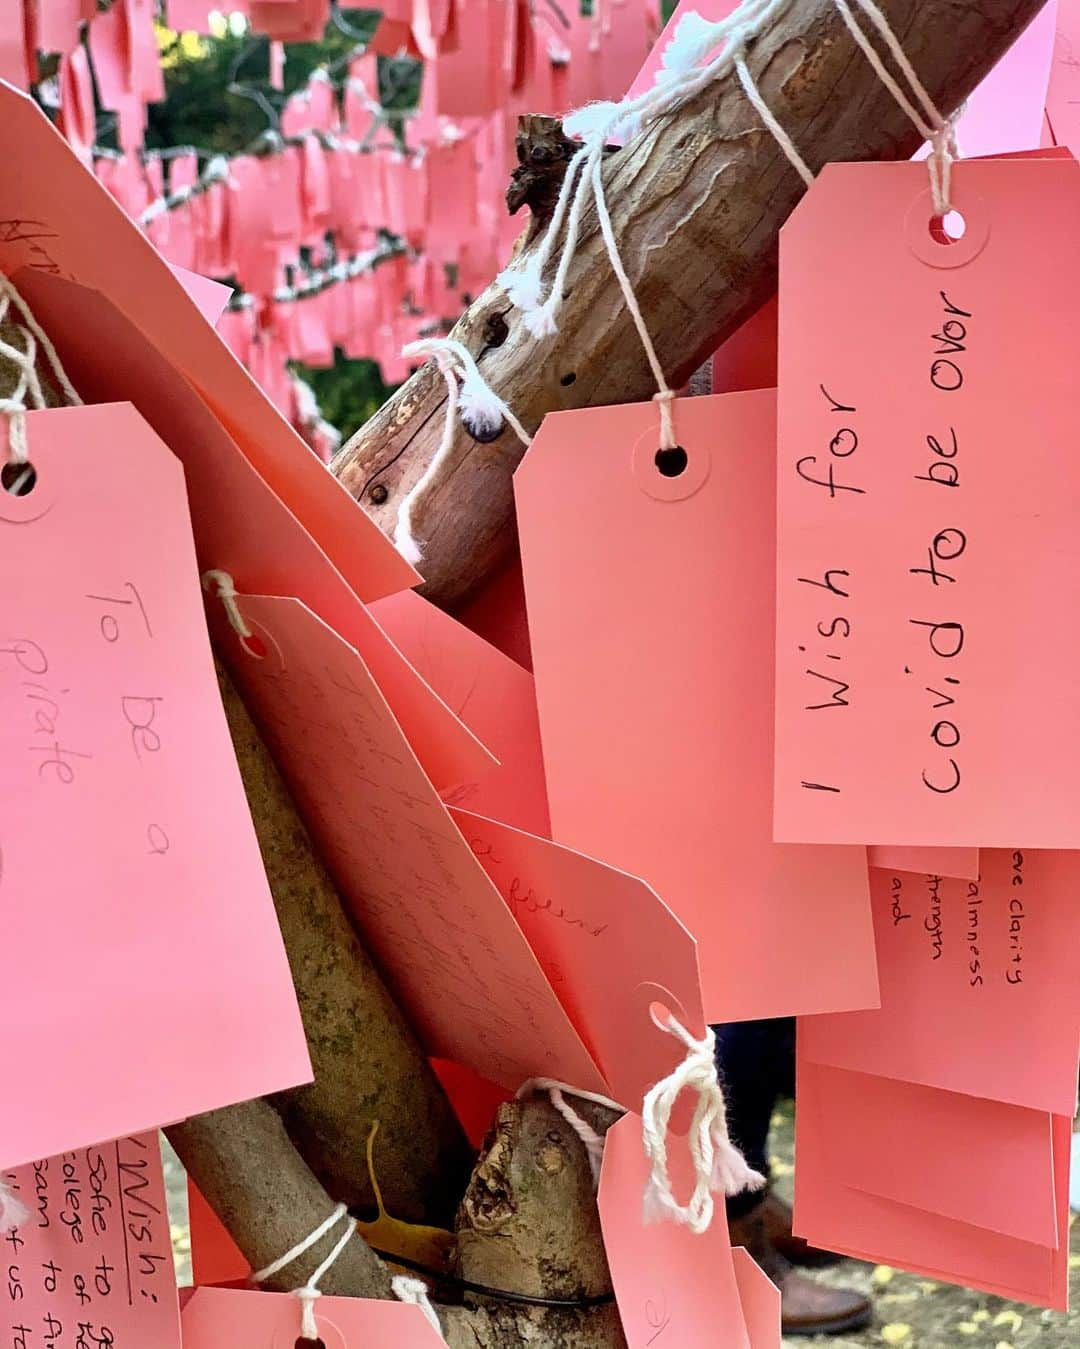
xmin=760 ymin=1191 xmax=843 ymax=1268
xmin=729 ymin=1203 xmax=872 ymax=1338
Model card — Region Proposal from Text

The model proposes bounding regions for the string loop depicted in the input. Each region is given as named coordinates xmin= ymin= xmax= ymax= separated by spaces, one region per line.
xmin=641 ymin=1013 xmax=764 ymax=1235
xmin=394 ymin=338 xmax=532 ymax=564
xmin=0 ymin=273 xmax=82 ymax=483
xmin=252 ymin=1202 xmax=360 ymax=1342
xmin=516 ymin=1078 xmax=624 ymax=1186
xmin=392 ymin=1275 xmax=446 ymax=1339
xmin=201 ymin=569 xmax=254 ymax=639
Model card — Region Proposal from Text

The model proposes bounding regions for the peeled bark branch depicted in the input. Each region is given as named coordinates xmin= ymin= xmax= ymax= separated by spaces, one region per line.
xmin=334 ymin=0 xmax=1047 ymax=608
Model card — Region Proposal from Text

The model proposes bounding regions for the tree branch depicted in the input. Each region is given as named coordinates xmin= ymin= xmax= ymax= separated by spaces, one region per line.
xmin=333 ymin=0 xmax=1047 ymax=608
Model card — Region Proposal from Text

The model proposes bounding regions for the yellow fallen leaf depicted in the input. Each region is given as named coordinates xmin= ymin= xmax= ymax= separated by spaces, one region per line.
xmin=917 ymin=1281 xmax=939 ymax=1293
xmin=956 ymin=1323 xmax=979 ymax=1336
xmin=993 ymin=1310 xmax=1022 ymax=1331
xmin=1068 ymin=1253 xmax=1080 ymax=1270
xmin=972 ymin=1311 xmax=991 ymax=1323
xmin=354 ymin=1123 xmax=455 ymax=1273
xmin=872 ymin=1265 xmax=895 ymax=1286
xmin=880 ymin=1323 xmax=912 ymax=1344
xmin=994 ymin=1342 xmax=1014 ymax=1349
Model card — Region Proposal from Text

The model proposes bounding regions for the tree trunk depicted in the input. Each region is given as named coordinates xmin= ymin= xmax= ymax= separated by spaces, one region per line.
xmin=332 ymin=0 xmax=1047 ymax=609
xmin=216 ymin=664 xmax=473 ymax=1225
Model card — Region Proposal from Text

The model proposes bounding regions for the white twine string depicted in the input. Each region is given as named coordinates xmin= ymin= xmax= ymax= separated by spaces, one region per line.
xmin=732 ymin=44 xmax=814 ymax=187
xmin=0 ymin=1179 xmax=29 ymax=1235
xmin=392 ymin=1275 xmax=447 ymax=1340
xmin=641 ymin=1013 xmax=764 ymax=1235
xmin=498 ymin=0 xmax=794 ymax=450
xmin=252 ymin=1201 xmax=360 ymax=1341
xmin=201 ymin=569 xmax=254 ymax=639
xmin=0 ymin=273 xmax=82 ymax=484
xmin=516 ymin=1078 xmax=624 ymax=1186
xmin=833 ymin=0 xmax=957 ymax=214
xmin=394 ymin=337 xmax=532 ymax=564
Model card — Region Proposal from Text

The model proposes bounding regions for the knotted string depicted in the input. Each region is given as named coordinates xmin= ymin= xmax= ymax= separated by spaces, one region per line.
xmin=0 ymin=1178 xmax=29 ymax=1235
xmin=498 ymin=0 xmax=795 ymax=451
xmin=201 ymin=569 xmax=254 ymax=639
xmin=394 ymin=337 xmax=532 ymax=564
xmin=252 ymin=1202 xmax=360 ymax=1341
xmin=391 ymin=1275 xmax=447 ymax=1340
xmin=641 ymin=1013 xmax=764 ymax=1235
xmin=516 ymin=1078 xmax=624 ymax=1186
xmin=833 ymin=0 xmax=958 ymax=214
xmin=0 ymin=273 xmax=82 ymax=488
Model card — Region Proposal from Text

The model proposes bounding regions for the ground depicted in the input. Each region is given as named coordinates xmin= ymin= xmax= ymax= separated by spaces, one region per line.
xmin=163 ymin=1102 xmax=1079 ymax=1347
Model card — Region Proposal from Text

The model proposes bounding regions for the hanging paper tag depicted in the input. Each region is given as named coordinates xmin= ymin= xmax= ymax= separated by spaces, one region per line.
xmin=795 ymin=1059 xmax=1071 ymax=1310
xmin=217 ymin=592 xmax=606 ymax=1096
xmin=867 ymin=844 xmax=978 ymax=880
xmin=449 ymin=807 xmax=705 ymax=1105
xmin=516 ymin=392 xmax=876 ymax=1022
xmin=181 ymin=1285 xmax=446 ymax=1347
xmin=801 ymin=849 xmax=1080 ymax=1116
xmin=0 ymin=404 xmax=311 ymax=1169
xmin=1 ymin=1133 xmax=182 ymax=1347
xmin=598 ymin=1114 xmax=773 ymax=1349
xmin=775 ymin=158 xmax=1080 ymax=847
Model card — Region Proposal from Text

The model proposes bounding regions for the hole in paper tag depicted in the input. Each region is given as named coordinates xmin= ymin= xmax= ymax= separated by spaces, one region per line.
xmin=631 ymin=428 xmax=710 ymax=501
xmin=1 ymin=460 xmax=37 ymax=495
xmin=233 ymin=616 xmax=285 ymax=672
xmin=930 ymin=209 xmax=967 ymax=244
xmin=654 ymin=446 xmax=688 ymax=478
xmin=273 ymin=1321 xmax=344 ymax=1349
xmin=906 ymin=185 xmax=990 ymax=268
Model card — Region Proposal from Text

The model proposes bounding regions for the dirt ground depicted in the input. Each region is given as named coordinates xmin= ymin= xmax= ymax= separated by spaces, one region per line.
xmin=163 ymin=1101 xmax=1078 ymax=1346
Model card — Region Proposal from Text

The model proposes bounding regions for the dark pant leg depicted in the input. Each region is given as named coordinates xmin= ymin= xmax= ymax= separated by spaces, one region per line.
xmin=714 ymin=1017 xmax=796 ymax=1218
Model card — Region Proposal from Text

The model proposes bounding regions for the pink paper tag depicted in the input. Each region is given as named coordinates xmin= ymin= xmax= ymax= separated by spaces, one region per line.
xmin=801 ymin=849 xmax=1080 ymax=1115
xmin=217 ymin=591 xmax=606 ymax=1095
xmin=598 ymin=1114 xmax=766 ymax=1349
xmin=795 ymin=1060 xmax=1070 ymax=1309
xmin=867 ymin=844 xmax=979 ymax=880
xmin=449 ymin=807 xmax=704 ymax=1105
xmin=181 ymin=1285 xmax=446 ymax=1347
xmin=371 ymin=589 xmax=550 ymax=836
xmin=0 ymin=404 xmax=311 ymax=1169
xmin=516 ymin=392 xmax=876 ymax=1022
xmin=775 ymin=158 xmax=1080 ymax=848
xmin=1 ymin=1133 xmax=182 ymax=1347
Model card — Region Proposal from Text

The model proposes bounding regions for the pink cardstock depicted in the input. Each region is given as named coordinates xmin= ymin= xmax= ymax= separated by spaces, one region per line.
xmin=516 ymin=392 xmax=877 ymax=1022
xmin=449 ymin=807 xmax=704 ymax=1106
xmin=794 ymin=1060 xmax=1071 ymax=1310
xmin=1046 ymin=1 xmax=1080 ymax=148
xmin=1 ymin=1134 xmax=182 ymax=1348
xmin=775 ymin=158 xmax=1080 ymax=847
xmin=217 ymin=591 xmax=606 ymax=1096
xmin=598 ymin=1114 xmax=767 ymax=1349
xmin=5 ymin=271 xmax=491 ymax=799
xmin=0 ymin=404 xmax=310 ymax=1171
xmin=0 ymin=81 xmax=417 ymax=605
xmin=732 ymin=1248 xmax=782 ymax=1349
xmin=372 ymin=589 xmax=550 ymax=836
xmin=801 ymin=850 xmax=1080 ymax=1116
xmin=181 ymin=1285 xmax=447 ymax=1348
xmin=867 ymin=844 xmax=979 ymax=880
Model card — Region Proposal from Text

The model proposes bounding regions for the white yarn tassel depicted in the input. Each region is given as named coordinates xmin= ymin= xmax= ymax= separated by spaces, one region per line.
xmin=496 ymin=257 xmax=544 ymax=313
xmin=641 ymin=1014 xmax=764 ymax=1234
xmin=392 ymin=1275 xmax=446 ymax=1340
xmin=657 ymin=11 xmax=723 ymax=81
xmin=0 ymin=1179 xmax=28 ymax=1234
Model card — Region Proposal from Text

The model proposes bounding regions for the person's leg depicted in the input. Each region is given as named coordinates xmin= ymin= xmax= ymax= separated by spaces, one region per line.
xmin=715 ymin=1018 xmax=872 ymax=1337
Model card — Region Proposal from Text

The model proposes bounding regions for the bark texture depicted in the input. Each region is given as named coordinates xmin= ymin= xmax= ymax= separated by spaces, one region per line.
xmin=166 ymin=1099 xmax=392 ymax=1299
xmin=333 ymin=0 xmax=1048 ymax=608
xmin=217 ymin=664 xmax=473 ymax=1225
